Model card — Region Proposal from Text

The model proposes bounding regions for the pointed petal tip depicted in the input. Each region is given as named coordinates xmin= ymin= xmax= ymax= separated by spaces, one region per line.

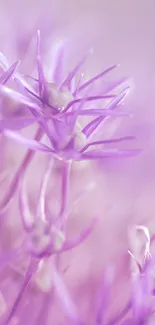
xmin=124 ymin=85 xmax=130 ymax=92
xmin=16 ymin=60 xmax=21 ymax=66
xmin=126 ymin=148 xmax=143 ymax=157
xmin=37 ymin=30 xmax=41 ymax=48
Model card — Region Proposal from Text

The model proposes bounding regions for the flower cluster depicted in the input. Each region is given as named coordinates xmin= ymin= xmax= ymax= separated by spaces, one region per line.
xmin=0 ymin=30 xmax=153 ymax=325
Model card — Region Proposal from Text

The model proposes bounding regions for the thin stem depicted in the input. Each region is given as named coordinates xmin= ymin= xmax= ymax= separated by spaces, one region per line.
xmin=19 ymin=173 xmax=35 ymax=231
xmin=107 ymin=301 xmax=131 ymax=325
xmin=59 ymin=161 xmax=71 ymax=228
xmin=0 ymin=127 xmax=43 ymax=212
xmin=4 ymin=259 xmax=38 ymax=325
xmin=36 ymin=159 xmax=53 ymax=222
xmin=35 ymin=292 xmax=53 ymax=325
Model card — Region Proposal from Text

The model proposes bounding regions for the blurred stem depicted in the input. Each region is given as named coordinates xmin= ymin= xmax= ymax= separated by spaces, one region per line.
xmin=107 ymin=301 xmax=131 ymax=325
xmin=59 ymin=160 xmax=72 ymax=229
xmin=4 ymin=258 xmax=38 ymax=325
xmin=0 ymin=126 xmax=43 ymax=212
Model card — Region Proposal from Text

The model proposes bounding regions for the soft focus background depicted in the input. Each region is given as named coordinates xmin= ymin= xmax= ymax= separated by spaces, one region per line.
xmin=0 ymin=0 xmax=155 ymax=322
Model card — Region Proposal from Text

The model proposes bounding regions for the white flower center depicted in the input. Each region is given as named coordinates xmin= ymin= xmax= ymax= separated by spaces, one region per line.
xmin=74 ymin=122 xmax=87 ymax=150
xmin=28 ymin=222 xmax=51 ymax=255
xmin=46 ymin=83 xmax=73 ymax=109
xmin=35 ymin=259 xmax=53 ymax=292
xmin=51 ymin=226 xmax=65 ymax=251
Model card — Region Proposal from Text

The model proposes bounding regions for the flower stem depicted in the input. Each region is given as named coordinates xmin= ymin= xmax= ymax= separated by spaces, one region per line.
xmin=0 ymin=127 xmax=43 ymax=212
xmin=4 ymin=258 xmax=38 ymax=325
xmin=59 ymin=160 xmax=71 ymax=229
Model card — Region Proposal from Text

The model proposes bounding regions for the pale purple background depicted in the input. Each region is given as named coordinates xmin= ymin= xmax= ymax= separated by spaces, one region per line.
xmin=0 ymin=1 xmax=155 ymax=320
xmin=1 ymin=0 xmax=154 ymax=116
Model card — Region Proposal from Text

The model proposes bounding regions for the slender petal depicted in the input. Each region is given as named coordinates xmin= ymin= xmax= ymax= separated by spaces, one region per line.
xmin=36 ymin=30 xmax=47 ymax=99
xmin=0 ymin=61 xmax=20 ymax=85
xmin=63 ymin=217 xmax=98 ymax=251
xmin=78 ymin=64 xmax=119 ymax=92
xmin=53 ymin=268 xmax=81 ymax=323
xmin=60 ymin=53 xmax=88 ymax=90
xmin=4 ymin=130 xmax=53 ymax=153
xmin=64 ymin=94 xmax=115 ymax=112
xmin=0 ymin=52 xmax=36 ymax=93
xmin=64 ymin=108 xmax=131 ymax=118
xmin=77 ymin=149 xmax=142 ymax=160
xmin=0 ymin=85 xmax=41 ymax=111
xmin=0 ymin=117 xmax=38 ymax=131
xmin=0 ymin=52 xmax=10 ymax=70
xmin=82 ymin=87 xmax=130 ymax=138
xmin=80 ymin=136 xmax=136 ymax=153
xmin=51 ymin=40 xmax=66 ymax=85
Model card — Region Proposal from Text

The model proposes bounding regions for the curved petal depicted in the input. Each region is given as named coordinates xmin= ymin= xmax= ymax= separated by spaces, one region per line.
xmin=4 ymin=130 xmax=53 ymax=153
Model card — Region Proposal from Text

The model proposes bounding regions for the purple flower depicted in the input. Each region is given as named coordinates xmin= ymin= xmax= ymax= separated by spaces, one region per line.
xmin=0 ymin=30 xmax=149 ymax=325
xmin=0 ymin=32 xmax=140 ymax=161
